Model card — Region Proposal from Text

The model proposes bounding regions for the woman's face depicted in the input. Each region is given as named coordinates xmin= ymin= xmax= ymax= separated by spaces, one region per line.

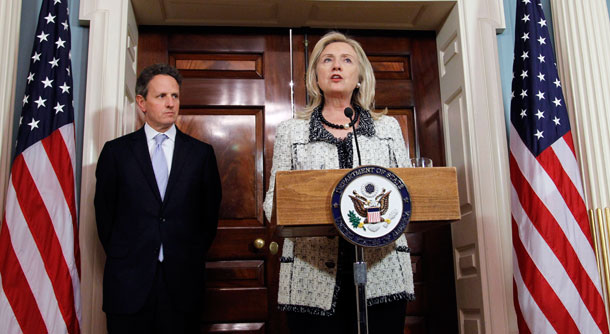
xmin=315 ymin=42 xmax=360 ymax=99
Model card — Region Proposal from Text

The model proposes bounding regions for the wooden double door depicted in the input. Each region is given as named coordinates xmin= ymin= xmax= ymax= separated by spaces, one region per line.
xmin=138 ymin=28 xmax=457 ymax=334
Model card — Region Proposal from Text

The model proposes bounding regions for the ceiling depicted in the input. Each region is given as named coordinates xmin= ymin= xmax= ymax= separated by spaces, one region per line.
xmin=131 ymin=0 xmax=455 ymax=31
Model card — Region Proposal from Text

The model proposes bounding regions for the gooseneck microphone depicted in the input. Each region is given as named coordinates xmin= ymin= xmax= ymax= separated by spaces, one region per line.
xmin=344 ymin=108 xmax=367 ymax=333
xmin=344 ymin=107 xmax=362 ymax=167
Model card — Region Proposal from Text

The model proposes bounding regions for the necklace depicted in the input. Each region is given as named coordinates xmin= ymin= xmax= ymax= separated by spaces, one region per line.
xmin=320 ymin=109 xmax=360 ymax=130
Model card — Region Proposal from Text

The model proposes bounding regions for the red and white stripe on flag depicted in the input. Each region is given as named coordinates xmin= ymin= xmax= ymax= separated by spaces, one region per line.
xmin=0 ymin=124 xmax=81 ymax=334
xmin=511 ymin=125 xmax=608 ymax=333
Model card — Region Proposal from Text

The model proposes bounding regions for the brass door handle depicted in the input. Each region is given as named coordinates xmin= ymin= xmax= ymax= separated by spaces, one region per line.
xmin=253 ymin=238 xmax=265 ymax=249
xmin=269 ymin=241 xmax=279 ymax=255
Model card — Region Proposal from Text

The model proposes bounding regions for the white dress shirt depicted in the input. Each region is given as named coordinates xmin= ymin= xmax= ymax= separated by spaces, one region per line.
xmin=143 ymin=122 xmax=176 ymax=262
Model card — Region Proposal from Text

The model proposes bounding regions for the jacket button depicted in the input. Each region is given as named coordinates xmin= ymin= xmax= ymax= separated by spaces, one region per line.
xmin=325 ymin=261 xmax=335 ymax=269
xmin=160 ymin=218 xmax=166 ymax=223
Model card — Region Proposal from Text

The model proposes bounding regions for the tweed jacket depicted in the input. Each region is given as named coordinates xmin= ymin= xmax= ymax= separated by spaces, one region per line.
xmin=264 ymin=110 xmax=415 ymax=315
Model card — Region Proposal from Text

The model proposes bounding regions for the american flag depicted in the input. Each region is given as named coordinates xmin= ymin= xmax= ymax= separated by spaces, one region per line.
xmin=510 ymin=0 xmax=608 ymax=333
xmin=0 ymin=0 xmax=81 ymax=333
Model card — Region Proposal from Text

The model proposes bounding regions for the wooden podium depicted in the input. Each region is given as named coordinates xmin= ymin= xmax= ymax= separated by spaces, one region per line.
xmin=272 ymin=166 xmax=460 ymax=333
xmin=273 ymin=167 xmax=461 ymax=237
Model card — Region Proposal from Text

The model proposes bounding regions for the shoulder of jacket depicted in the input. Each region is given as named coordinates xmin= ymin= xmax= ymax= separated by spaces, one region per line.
xmin=374 ymin=115 xmax=401 ymax=131
xmin=105 ymin=129 xmax=139 ymax=147
xmin=374 ymin=114 xmax=398 ymax=125
xmin=279 ymin=118 xmax=308 ymax=128
xmin=277 ymin=118 xmax=309 ymax=134
xmin=179 ymin=134 xmax=216 ymax=156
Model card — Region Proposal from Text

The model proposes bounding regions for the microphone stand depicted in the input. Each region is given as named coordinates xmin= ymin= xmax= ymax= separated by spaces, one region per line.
xmin=345 ymin=107 xmax=368 ymax=334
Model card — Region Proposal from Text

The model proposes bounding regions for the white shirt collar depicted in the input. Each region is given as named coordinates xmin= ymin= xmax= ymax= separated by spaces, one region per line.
xmin=144 ymin=123 xmax=176 ymax=142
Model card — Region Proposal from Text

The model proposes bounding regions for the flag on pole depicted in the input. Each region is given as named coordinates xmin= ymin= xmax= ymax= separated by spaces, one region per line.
xmin=510 ymin=0 xmax=608 ymax=333
xmin=0 ymin=0 xmax=81 ymax=333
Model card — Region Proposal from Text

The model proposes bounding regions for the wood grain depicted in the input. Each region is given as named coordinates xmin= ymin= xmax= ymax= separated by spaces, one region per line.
xmin=201 ymin=323 xmax=265 ymax=334
xmin=177 ymin=112 xmax=261 ymax=221
xmin=171 ymin=53 xmax=264 ymax=79
xmin=206 ymin=260 xmax=264 ymax=288
xmin=412 ymin=34 xmax=445 ymax=166
xmin=202 ymin=287 xmax=268 ymax=322
xmin=274 ymin=167 xmax=460 ymax=226
xmin=207 ymin=227 xmax=267 ymax=260
xmin=387 ymin=108 xmax=416 ymax=158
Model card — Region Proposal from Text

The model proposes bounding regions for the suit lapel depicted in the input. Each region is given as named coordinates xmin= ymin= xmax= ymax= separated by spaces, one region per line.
xmin=164 ymin=128 xmax=190 ymax=202
xmin=130 ymin=128 xmax=163 ymax=203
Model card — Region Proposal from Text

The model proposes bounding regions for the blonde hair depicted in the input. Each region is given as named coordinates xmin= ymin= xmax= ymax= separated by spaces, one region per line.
xmin=297 ymin=31 xmax=385 ymax=120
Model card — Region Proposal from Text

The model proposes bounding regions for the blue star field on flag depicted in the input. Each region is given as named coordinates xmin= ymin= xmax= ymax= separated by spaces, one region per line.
xmin=511 ymin=0 xmax=569 ymax=157
xmin=15 ymin=0 xmax=74 ymax=157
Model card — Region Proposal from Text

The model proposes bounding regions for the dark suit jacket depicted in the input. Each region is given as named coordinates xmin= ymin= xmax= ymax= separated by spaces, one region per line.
xmin=94 ymin=126 xmax=221 ymax=314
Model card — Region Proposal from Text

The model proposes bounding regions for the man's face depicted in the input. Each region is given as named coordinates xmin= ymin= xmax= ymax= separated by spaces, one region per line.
xmin=136 ymin=74 xmax=180 ymax=132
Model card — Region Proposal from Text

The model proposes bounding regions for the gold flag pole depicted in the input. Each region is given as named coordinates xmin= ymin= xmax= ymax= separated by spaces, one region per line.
xmin=603 ymin=208 xmax=610 ymax=308
xmin=597 ymin=208 xmax=610 ymax=307
xmin=590 ymin=209 xmax=603 ymax=289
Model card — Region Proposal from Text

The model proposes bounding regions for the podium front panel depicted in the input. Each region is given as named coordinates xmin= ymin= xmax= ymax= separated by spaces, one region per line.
xmin=275 ymin=167 xmax=460 ymax=227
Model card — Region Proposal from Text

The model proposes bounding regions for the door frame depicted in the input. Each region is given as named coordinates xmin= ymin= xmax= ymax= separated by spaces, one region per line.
xmin=0 ymin=0 xmax=22 ymax=220
xmin=77 ymin=1 xmax=514 ymax=333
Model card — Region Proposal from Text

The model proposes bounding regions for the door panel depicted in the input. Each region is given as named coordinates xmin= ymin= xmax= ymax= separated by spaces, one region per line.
xmin=203 ymin=288 xmax=268 ymax=322
xmin=386 ymin=108 xmax=416 ymax=160
xmin=437 ymin=7 xmax=486 ymax=333
xmin=412 ymin=35 xmax=446 ymax=166
xmin=138 ymin=28 xmax=456 ymax=334
xmin=171 ymin=53 xmax=264 ymax=79
xmin=207 ymin=227 xmax=267 ymax=259
xmin=180 ymin=80 xmax=265 ymax=106
xmin=206 ymin=261 xmax=265 ymax=288
xmin=177 ymin=111 xmax=263 ymax=222
xmin=369 ymin=55 xmax=411 ymax=79
xmin=377 ymin=81 xmax=415 ymax=106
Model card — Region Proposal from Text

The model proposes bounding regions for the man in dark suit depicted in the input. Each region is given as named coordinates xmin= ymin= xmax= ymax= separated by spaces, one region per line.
xmin=94 ymin=64 xmax=222 ymax=333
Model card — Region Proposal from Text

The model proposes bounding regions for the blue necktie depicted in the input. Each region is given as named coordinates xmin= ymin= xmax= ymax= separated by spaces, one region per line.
xmin=152 ymin=133 xmax=169 ymax=200
xmin=152 ymin=133 xmax=168 ymax=262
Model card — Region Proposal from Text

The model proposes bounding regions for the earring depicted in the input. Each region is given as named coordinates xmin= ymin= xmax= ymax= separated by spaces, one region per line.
xmin=357 ymin=82 xmax=361 ymax=88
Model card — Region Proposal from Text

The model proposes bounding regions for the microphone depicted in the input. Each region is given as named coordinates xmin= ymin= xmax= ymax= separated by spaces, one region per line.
xmin=344 ymin=107 xmax=362 ymax=166
xmin=344 ymin=106 xmax=366 ymax=332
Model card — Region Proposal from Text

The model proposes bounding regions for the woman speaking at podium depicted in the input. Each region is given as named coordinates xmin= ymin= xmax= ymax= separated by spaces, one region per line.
xmin=264 ymin=31 xmax=414 ymax=334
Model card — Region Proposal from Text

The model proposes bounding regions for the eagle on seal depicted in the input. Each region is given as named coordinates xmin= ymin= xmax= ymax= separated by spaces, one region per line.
xmin=348 ymin=189 xmax=391 ymax=224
